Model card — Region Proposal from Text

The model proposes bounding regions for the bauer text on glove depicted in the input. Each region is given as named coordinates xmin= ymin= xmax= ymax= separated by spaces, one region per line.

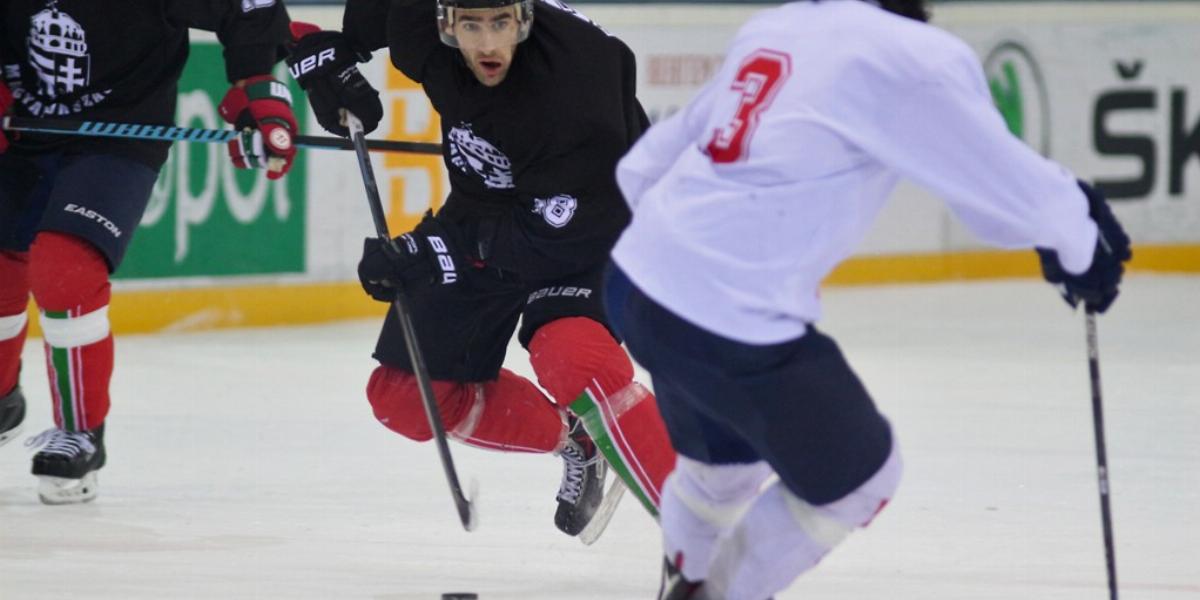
xmin=286 ymin=22 xmax=382 ymax=138
xmin=357 ymin=216 xmax=464 ymax=301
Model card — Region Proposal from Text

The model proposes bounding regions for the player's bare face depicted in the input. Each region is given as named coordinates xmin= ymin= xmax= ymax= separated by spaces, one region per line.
xmin=453 ymin=7 xmax=520 ymax=87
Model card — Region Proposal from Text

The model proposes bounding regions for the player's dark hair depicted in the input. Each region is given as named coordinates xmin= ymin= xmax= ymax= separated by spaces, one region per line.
xmin=876 ymin=0 xmax=930 ymax=22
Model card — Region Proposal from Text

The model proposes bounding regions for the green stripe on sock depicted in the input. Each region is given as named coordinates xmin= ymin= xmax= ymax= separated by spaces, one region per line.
xmin=571 ymin=391 xmax=658 ymax=517
xmin=51 ymin=345 xmax=75 ymax=431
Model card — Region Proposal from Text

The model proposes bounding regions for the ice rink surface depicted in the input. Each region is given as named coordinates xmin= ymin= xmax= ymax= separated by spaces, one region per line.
xmin=1 ymin=275 xmax=1196 ymax=599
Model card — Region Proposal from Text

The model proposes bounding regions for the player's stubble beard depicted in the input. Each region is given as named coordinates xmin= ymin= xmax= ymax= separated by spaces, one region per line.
xmin=462 ymin=45 xmax=516 ymax=87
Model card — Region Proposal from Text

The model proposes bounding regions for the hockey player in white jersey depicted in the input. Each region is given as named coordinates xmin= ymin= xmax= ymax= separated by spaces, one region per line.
xmin=601 ymin=0 xmax=1131 ymax=598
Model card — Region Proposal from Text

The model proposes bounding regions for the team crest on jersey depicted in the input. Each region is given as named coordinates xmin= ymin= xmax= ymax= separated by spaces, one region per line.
xmin=12 ymin=4 xmax=111 ymax=116
xmin=29 ymin=6 xmax=90 ymax=98
xmin=531 ymin=194 xmax=578 ymax=228
xmin=448 ymin=124 xmax=514 ymax=189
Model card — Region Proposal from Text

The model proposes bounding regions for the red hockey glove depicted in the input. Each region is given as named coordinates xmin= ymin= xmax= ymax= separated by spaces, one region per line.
xmin=0 ymin=80 xmax=13 ymax=154
xmin=218 ymin=75 xmax=298 ymax=180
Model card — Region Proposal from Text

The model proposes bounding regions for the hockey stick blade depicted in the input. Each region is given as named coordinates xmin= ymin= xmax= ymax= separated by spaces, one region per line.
xmin=2 ymin=115 xmax=441 ymax=155
xmin=578 ymin=477 xmax=628 ymax=545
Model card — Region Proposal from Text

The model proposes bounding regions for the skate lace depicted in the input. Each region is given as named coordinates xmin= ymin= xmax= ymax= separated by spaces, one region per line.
xmin=557 ymin=442 xmax=600 ymax=503
xmin=25 ymin=428 xmax=95 ymax=458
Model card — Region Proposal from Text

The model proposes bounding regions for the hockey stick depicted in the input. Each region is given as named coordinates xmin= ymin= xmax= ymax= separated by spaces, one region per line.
xmin=1085 ymin=309 xmax=1118 ymax=599
xmin=346 ymin=110 xmax=477 ymax=531
xmin=1 ymin=115 xmax=442 ymax=155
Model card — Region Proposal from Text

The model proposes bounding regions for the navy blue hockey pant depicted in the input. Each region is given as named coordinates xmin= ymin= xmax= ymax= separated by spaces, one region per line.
xmin=603 ymin=262 xmax=893 ymax=505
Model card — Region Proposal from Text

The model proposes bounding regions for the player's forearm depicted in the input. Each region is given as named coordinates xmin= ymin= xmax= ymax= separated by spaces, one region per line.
xmin=343 ymin=0 xmax=392 ymax=55
xmin=169 ymin=0 xmax=292 ymax=82
xmin=863 ymin=60 xmax=1098 ymax=271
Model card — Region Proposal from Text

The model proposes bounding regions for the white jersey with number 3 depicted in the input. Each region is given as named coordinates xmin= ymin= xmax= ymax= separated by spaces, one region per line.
xmin=611 ymin=0 xmax=1098 ymax=344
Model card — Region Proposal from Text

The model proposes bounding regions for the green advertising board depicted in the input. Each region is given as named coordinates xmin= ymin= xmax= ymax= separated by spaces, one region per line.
xmin=116 ymin=43 xmax=308 ymax=280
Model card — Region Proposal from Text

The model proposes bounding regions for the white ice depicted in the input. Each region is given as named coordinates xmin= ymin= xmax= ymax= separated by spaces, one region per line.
xmin=1 ymin=275 xmax=1197 ymax=599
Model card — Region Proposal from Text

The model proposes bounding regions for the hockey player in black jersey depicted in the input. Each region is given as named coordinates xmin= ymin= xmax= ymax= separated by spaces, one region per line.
xmin=287 ymin=0 xmax=677 ymax=536
xmin=0 ymin=0 xmax=296 ymax=504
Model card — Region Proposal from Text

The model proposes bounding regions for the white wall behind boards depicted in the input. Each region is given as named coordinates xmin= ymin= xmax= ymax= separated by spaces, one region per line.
xmin=288 ymin=1 xmax=1200 ymax=284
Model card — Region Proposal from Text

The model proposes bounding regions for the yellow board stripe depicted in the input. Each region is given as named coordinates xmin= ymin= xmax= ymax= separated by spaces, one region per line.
xmin=21 ymin=244 xmax=1199 ymax=336
xmin=26 ymin=281 xmax=385 ymax=337
xmin=824 ymin=243 xmax=1200 ymax=286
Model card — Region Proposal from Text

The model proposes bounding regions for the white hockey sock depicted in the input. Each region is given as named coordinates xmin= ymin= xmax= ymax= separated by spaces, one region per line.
xmin=706 ymin=444 xmax=903 ymax=600
xmin=661 ymin=457 xmax=773 ymax=582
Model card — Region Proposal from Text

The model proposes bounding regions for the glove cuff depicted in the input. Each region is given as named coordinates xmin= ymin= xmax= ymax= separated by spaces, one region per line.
xmin=241 ymin=75 xmax=294 ymax=108
xmin=217 ymin=86 xmax=250 ymax=126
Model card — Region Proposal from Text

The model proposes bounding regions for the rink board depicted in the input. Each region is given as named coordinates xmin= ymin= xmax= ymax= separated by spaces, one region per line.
xmin=20 ymin=2 xmax=1200 ymax=335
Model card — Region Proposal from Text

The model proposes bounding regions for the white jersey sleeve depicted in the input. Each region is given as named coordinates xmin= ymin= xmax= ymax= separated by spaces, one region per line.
xmin=833 ymin=42 xmax=1097 ymax=273
xmin=616 ymin=81 xmax=718 ymax=209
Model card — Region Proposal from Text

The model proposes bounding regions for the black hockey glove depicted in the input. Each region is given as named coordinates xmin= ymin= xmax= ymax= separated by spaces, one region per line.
xmin=286 ymin=22 xmax=382 ymax=137
xmin=1036 ymin=181 xmax=1132 ymax=314
xmin=358 ymin=213 xmax=464 ymax=301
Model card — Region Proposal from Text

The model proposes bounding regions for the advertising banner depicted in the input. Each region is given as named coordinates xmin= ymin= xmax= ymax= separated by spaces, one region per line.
xmin=115 ymin=44 xmax=308 ymax=280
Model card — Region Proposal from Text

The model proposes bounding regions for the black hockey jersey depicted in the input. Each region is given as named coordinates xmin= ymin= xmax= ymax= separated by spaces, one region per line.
xmin=344 ymin=0 xmax=648 ymax=282
xmin=1 ymin=0 xmax=290 ymax=168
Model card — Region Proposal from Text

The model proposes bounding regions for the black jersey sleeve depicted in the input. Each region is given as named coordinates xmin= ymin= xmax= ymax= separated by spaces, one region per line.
xmin=0 ymin=11 xmax=6 ymax=65
xmin=384 ymin=0 xmax=445 ymax=83
xmin=341 ymin=0 xmax=440 ymax=80
xmin=343 ymin=0 xmax=391 ymax=55
xmin=168 ymin=0 xmax=292 ymax=82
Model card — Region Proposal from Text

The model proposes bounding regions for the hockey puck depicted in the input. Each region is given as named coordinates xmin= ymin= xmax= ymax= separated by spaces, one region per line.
xmin=441 ymin=594 xmax=477 ymax=600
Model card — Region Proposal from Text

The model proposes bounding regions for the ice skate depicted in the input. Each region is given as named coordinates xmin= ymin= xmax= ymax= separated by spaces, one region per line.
xmin=554 ymin=416 xmax=606 ymax=536
xmin=27 ymin=424 xmax=106 ymax=505
xmin=0 ymin=384 xmax=25 ymax=448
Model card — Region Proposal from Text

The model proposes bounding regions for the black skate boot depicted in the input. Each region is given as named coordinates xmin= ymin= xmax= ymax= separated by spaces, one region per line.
xmin=28 ymin=423 xmax=106 ymax=505
xmin=0 ymin=383 xmax=26 ymax=448
xmin=554 ymin=416 xmax=606 ymax=536
xmin=658 ymin=554 xmax=707 ymax=600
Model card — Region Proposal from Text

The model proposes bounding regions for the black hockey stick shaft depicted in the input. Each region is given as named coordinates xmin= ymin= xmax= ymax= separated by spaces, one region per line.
xmin=345 ymin=111 xmax=476 ymax=532
xmin=1085 ymin=310 xmax=1118 ymax=599
xmin=2 ymin=115 xmax=442 ymax=155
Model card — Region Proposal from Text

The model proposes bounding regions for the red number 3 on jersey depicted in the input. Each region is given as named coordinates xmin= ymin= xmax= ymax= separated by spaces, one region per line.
xmin=705 ymin=49 xmax=792 ymax=164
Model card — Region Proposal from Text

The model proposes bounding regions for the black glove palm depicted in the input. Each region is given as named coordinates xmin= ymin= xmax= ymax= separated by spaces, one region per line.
xmin=286 ymin=23 xmax=383 ymax=137
xmin=358 ymin=214 xmax=464 ymax=302
xmin=1037 ymin=181 xmax=1132 ymax=314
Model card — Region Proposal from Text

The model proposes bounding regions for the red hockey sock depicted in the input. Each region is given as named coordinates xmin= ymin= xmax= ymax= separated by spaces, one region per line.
xmin=29 ymin=232 xmax=113 ymax=432
xmin=0 ymin=250 xmax=30 ymax=395
xmin=529 ymin=317 xmax=677 ymax=511
xmin=366 ymin=366 xmax=564 ymax=453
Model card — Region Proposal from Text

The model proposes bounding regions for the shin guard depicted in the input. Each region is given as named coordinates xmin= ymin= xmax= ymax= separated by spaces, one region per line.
xmin=529 ymin=317 xmax=677 ymax=515
xmin=29 ymin=233 xmax=113 ymax=432
xmin=705 ymin=444 xmax=902 ymax=600
xmin=570 ymin=382 xmax=676 ymax=515
xmin=366 ymin=365 xmax=564 ymax=453
xmin=661 ymin=457 xmax=774 ymax=583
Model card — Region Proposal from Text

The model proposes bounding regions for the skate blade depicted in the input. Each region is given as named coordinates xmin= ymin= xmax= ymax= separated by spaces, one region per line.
xmin=579 ymin=476 xmax=627 ymax=546
xmin=0 ymin=424 xmax=22 ymax=448
xmin=36 ymin=472 xmax=99 ymax=505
